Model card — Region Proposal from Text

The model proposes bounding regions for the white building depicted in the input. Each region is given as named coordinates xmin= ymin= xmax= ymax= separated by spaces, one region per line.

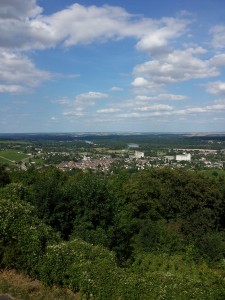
xmin=135 ymin=151 xmax=144 ymax=158
xmin=176 ymin=153 xmax=191 ymax=161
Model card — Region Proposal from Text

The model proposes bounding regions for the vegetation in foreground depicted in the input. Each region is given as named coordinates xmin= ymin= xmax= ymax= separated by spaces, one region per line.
xmin=0 ymin=270 xmax=78 ymax=300
xmin=0 ymin=165 xmax=225 ymax=299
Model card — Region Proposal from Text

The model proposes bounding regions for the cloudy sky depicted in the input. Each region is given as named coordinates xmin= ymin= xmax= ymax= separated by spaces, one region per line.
xmin=1 ymin=0 xmax=225 ymax=133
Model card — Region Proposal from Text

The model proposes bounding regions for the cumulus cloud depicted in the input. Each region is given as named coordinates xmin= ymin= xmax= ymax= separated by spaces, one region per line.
xmin=95 ymin=96 xmax=225 ymax=122
xmin=97 ymin=108 xmax=120 ymax=113
xmin=76 ymin=91 xmax=108 ymax=100
xmin=110 ymin=86 xmax=123 ymax=92
xmin=62 ymin=91 xmax=109 ymax=117
xmin=173 ymin=100 xmax=225 ymax=116
xmin=209 ymin=54 xmax=225 ymax=67
xmin=136 ymin=93 xmax=187 ymax=101
xmin=210 ymin=25 xmax=225 ymax=49
xmin=0 ymin=51 xmax=52 ymax=90
xmin=43 ymin=4 xmax=189 ymax=51
xmin=0 ymin=2 xmax=190 ymax=51
xmin=136 ymin=17 xmax=189 ymax=52
xmin=0 ymin=0 xmax=46 ymax=50
xmin=137 ymin=104 xmax=173 ymax=111
xmin=206 ymin=81 xmax=225 ymax=95
xmin=0 ymin=1 xmax=192 ymax=94
xmin=132 ymin=47 xmax=219 ymax=91
xmin=132 ymin=77 xmax=149 ymax=87
xmin=0 ymin=0 xmax=42 ymax=19
xmin=0 ymin=84 xmax=24 ymax=93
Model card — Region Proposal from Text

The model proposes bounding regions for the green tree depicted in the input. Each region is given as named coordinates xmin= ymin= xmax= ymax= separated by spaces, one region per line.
xmin=0 ymin=165 xmax=10 ymax=188
xmin=0 ymin=190 xmax=59 ymax=276
xmin=68 ymin=173 xmax=113 ymax=246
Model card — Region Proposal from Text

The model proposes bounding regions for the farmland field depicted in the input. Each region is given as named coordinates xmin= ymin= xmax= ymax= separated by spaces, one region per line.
xmin=200 ymin=169 xmax=225 ymax=178
xmin=0 ymin=150 xmax=29 ymax=162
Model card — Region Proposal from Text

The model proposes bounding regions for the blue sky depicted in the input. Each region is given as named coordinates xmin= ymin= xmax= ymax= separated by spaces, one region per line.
xmin=1 ymin=0 xmax=225 ymax=133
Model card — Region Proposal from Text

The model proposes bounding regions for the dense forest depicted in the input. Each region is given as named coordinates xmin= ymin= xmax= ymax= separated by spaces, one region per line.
xmin=1 ymin=165 xmax=225 ymax=299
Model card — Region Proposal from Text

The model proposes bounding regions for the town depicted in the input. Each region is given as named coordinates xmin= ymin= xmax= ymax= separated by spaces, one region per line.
xmin=0 ymin=133 xmax=224 ymax=173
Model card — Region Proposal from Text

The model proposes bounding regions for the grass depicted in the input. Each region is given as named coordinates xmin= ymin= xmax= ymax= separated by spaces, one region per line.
xmin=157 ymin=150 xmax=166 ymax=156
xmin=31 ymin=158 xmax=44 ymax=165
xmin=199 ymin=169 xmax=225 ymax=178
xmin=0 ymin=141 xmax=30 ymax=145
xmin=0 ymin=150 xmax=28 ymax=163
xmin=0 ymin=157 xmax=14 ymax=165
xmin=0 ymin=270 xmax=79 ymax=300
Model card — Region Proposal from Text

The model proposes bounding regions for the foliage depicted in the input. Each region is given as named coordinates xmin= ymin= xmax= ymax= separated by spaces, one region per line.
xmin=1 ymin=165 xmax=225 ymax=298
xmin=68 ymin=173 xmax=113 ymax=246
xmin=39 ymin=239 xmax=225 ymax=299
xmin=0 ymin=166 xmax=10 ymax=188
xmin=40 ymin=238 xmax=121 ymax=299
xmin=0 ymin=188 xmax=60 ymax=276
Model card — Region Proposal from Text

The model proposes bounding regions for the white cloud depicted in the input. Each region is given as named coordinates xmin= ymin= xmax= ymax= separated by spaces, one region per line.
xmin=0 ymin=51 xmax=52 ymax=88
xmin=0 ymin=84 xmax=24 ymax=93
xmin=97 ymin=108 xmax=120 ymax=113
xmin=76 ymin=91 xmax=108 ymax=101
xmin=136 ymin=93 xmax=187 ymax=101
xmin=0 ymin=0 xmax=42 ymax=19
xmin=210 ymin=25 xmax=225 ymax=49
xmin=133 ymin=47 xmax=219 ymax=90
xmin=62 ymin=91 xmax=109 ymax=117
xmin=50 ymin=116 xmax=58 ymax=122
xmin=137 ymin=104 xmax=173 ymax=111
xmin=98 ymin=95 xmax=225 ymax=122
xmin=0 ymin=2 xmax=190 ymax=52
xmin=63 ymin=110 xmax=85 ymax=117
xmin=136 ymin=17 xmax=189 ymax=52
xmin=174 ymin=101 xmax=225 ymax=115
xmin=205 ymin=103 xmax=225 ymax=111
xmin=110 ymin=86 xmax=123 ymax=92
xmin=0 ymin=0 xmax=46 ymax=50
xmin=209 ymin=54 xmax=225 ymax=67
xmin=206 ymin=81 xmax=225 ymax=95
xmin=131 ymin=77 xmax=149 ymax=87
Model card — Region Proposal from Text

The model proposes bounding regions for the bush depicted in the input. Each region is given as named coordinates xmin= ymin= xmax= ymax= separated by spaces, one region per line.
xmin=0 ymin=193 xmax=60 ymax=276
xmin=40 ymin=238 xmax=121 ymax=299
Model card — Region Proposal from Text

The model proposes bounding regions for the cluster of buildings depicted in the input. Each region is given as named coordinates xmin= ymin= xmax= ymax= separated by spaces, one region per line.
xmin=56 ymin=148 xmax=225 ymax=173
xmin=19 ymin=142 xmax=224 ymax=172
xmin=58 ymin=155 xmax=116 ymax=172
xmin=57 ymin=151 xmax=193 ymax=173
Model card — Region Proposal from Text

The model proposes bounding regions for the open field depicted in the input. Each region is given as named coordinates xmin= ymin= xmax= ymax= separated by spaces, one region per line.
xmin=199 ymin=169 xmax=225 ymax=177
xmin=0 ymin=157 xmax=14 ymax=165
xmin=94 ymin=147 xmax=131 ymax=154
xmin=31 ymin=158 xmax=44 ymax=165
xmin=0 ymin=140 xmax=30 ymax=145
xmin=0 ymin=150 xmax=29 ymax=163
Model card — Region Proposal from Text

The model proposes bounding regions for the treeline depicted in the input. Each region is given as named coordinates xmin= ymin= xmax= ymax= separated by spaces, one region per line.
xmin=1 ymin=165 xmax=225 ymax=299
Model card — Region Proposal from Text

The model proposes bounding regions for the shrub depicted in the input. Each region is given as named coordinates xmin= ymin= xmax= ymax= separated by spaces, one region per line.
xmin=40 ymin=238 xmax=121 ymax=299
xmin=0 ymin=193 xmax=60 ymax=276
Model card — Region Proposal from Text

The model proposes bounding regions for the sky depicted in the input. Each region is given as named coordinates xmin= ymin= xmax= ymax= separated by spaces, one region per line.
xmin=1 ymin=0 xmax=225 ymax=133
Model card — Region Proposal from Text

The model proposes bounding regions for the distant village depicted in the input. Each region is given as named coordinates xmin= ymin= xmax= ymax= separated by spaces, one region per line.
xmin=55 ymin=146 xmax=224 ymax=173
xmin=1 ymin=138 xmax=224 ymax=172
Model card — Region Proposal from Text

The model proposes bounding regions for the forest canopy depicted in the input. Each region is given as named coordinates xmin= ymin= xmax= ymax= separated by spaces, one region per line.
xmin=1 ymin=166 xmax=225 ymax=299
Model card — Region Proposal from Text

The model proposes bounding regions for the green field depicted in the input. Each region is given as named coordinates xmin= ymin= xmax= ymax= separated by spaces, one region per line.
xmin=0 ymin=140 xmax=30 ymax=145
xmin=0 ymin=157 xmax=14 ymax=165
xmin=157 ymin=150 xmax=166 ymax=156
xmin=199 ymin=169 xmax=225 ymax=177
xmin=0 ymin=150 xmax=29 ymax=163
xmin=31 ymin=158 xmax=44 ymax=165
